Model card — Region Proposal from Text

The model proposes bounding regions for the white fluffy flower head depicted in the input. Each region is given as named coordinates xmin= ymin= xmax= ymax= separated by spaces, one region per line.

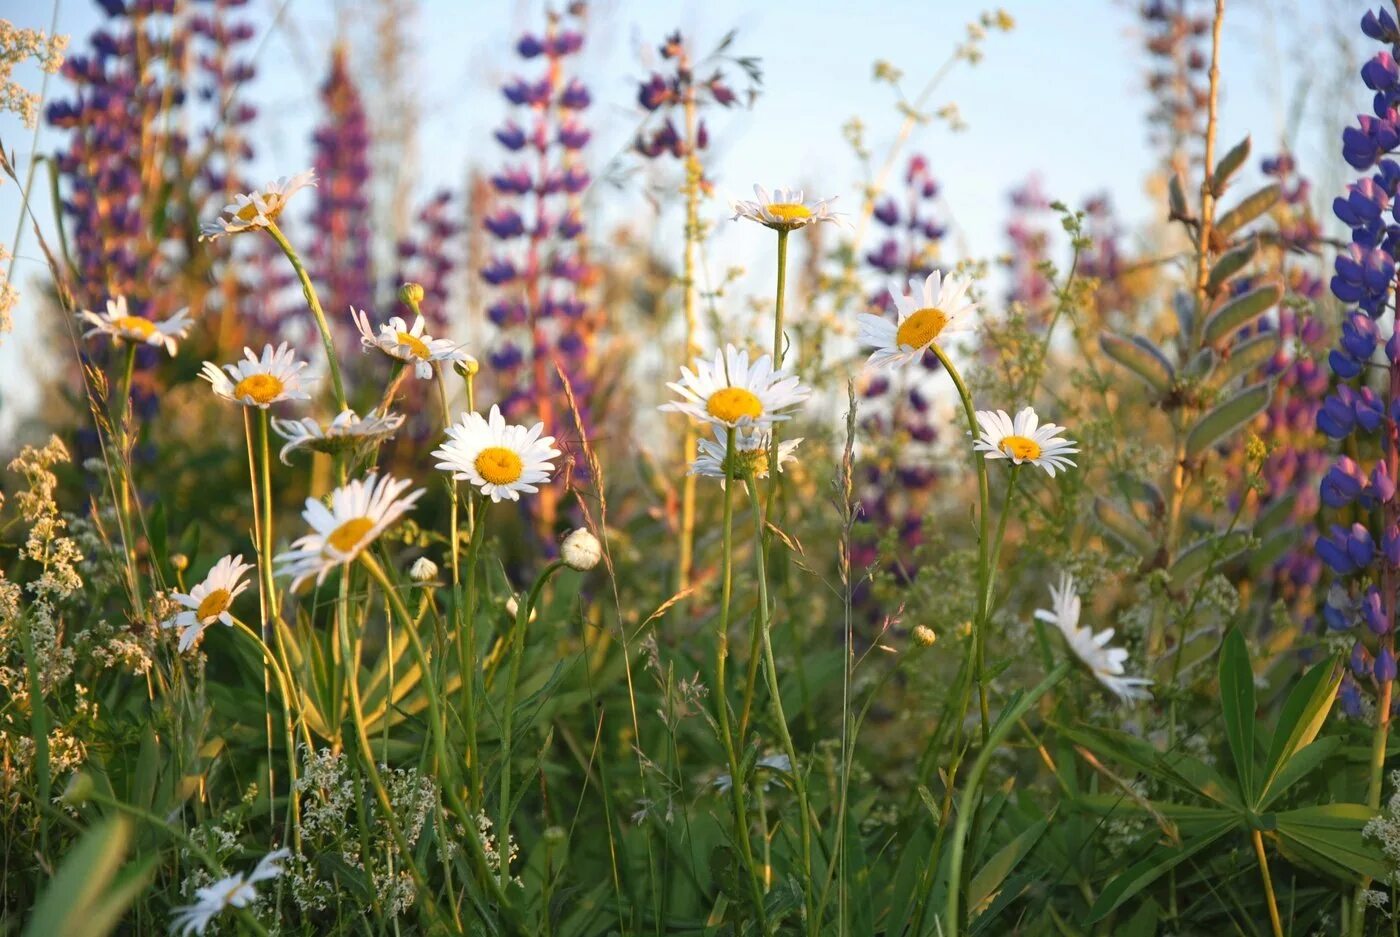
xmin=201 ymin=343 xmax=312 ymax=409
xmin=661 ymin=344 xmax=810 ymax=431
xmin=275 ymin=473 xmax=424 ymax=589
xmin=857 ymin=271 xmax=977 ymax=368
xmin=560 ymin=528 xmax=602 ymax=571
xmin=433 ymin=405 xmax=561 ymax=503
xmin=78 ymin=296 xmax=192 ymax=356
xmin=730 ymin=185 xmax=840 ymax=231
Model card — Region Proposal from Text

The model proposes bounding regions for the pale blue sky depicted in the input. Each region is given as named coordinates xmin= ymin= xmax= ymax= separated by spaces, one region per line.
xmin=0 ymin=0 xmax=1367 ymax=432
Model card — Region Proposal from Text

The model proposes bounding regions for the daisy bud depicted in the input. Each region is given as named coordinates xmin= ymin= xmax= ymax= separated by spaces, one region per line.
xmin=505 ymin=594 xmax=538 ymax=623
xmin=171 ymin=553 xmax=190 ymax=572
xmin=561 ymin=528 xmax=602 ymax=571
xmin=410 ymin=557 xmax=439 ymax=583
xmin=399 ymin=282 xmax=425 ymax=306
xmin=454 ymin=356 xmax=480 ymax=378
xmin=911 ymin=625 xmax=938 ymax=647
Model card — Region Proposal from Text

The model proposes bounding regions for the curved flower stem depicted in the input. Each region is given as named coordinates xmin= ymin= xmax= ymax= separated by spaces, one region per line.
xmin=766 ymin=227 xmax=791 ymax=526
xmin=747 ymin=478 xmax=816 ymax=931
xmin=677 ymin=87 xmax=703 ymax=595
xmin=232 ymin=619 xmax=302 ymax=850
xmin=975 ymin=466 xmax=1022 ymax=728
xmin=112 ymin=342 xmax=142 ymax=610
xmin=264 ymin=220 xmax=347 ymax=410
xmin=929 ymin=343 xmax=993 ymax=742
xmin=942 ymin=661 xmax=1070 ymax=937
xmin=714 ymin=429 xmax=773 ymax=931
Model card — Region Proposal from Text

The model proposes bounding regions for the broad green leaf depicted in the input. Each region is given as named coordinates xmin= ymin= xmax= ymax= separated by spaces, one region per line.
xmin=1215 ymin=183 xmax=1281 ymax=239
xmin=1274 ymin=804 xmax=1387 ymax=882
xmin=1168 ymin=531 xmax=1250 ymax=585
xmin=1086 ymin=821 xmax=1236 ymax=922
xmin=1099 ymin=331 xmax=1173 ymax=393
xmin=1206 ymin=238 xmax=1257 ymax=295
xmin=1185 ymin=382 xmax=1272 ymax=458
xmin=1202 ymin=285 xmax=1281 ymax=346
xmin=1219 ymin=629 xmax=1257 ymax=803
xmin=1209 ymin=331 xmax=1281 ymax=389
xmin=1061 ymin=724 xmax=1241 ymax=808
xmin=1093 ymin=497 xmax=1156 ymax=558
xmin=23 ymin=818 xmax=150 ymax=937
xmin=1258 ymin=737 xmax=1341 ymax=811
xmin=969 ymin=817 xmax=1050 ymax=916
xmin=1259 ymin=656 xmax=1342 ymax=808
xmin=1181 ymin=347 xmax=1217 ymax=382
xmin=1211 ymin=135 xmax=1251 ymax=195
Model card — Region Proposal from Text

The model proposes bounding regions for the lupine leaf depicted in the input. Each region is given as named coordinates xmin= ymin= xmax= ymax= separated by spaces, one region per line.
xmin=1219 ymin=628 xmax=1257 ymax=804
xmin=1214 ymin=183 xmax=1281 ymax=238
xmin=1258 ymin=656 xmax=1342 ymax=808
xmin=1185 ymin=382 xmax=1272 ymax=458
xmin=1206 ymin=238 xmax=1257 ymax=295
xmin=1181 ymin=347 xmax=1217 ymax=382
xmin=1274 ymin=804 xmax=1387 ymax=882
xmin=1093 ymin=497 xmax=1156 ymax=558
xmin=1086 ymin=821 xmax=1236 ymax=922
xmin=1211 ymin=135 xmax=1251 ymax=195
xmin=1099 ymin=331 xmax=1173 ymax=393
xmin=1203 ymin=285 xmax=1281 ymax=346
xmin=1209 ymin=332 xmax=1281 ymax=388
xmin=1168 ymin=531 xmax=1250 ymax=585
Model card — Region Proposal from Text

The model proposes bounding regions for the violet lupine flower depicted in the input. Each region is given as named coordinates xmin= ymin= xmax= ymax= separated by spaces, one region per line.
xmin=1317 ymin=12 xmax=1400 ymax=720
xmin=307 ymin=43 xmax=374 ymax=354
xmin=391 ymin=190 xmax=461 ymax=332
xmin=481 ymin=2 xmax=600 ymax=509
xmin=1140 ymin=0 xmax=1212 ymax=176
xmin=632 ymin=29 xmax=750 ymax=172
xmin=1004 ymin=176 xmax=1053 ymax=312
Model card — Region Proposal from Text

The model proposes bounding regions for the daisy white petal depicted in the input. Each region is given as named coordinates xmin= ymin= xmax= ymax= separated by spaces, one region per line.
xmin=972 ymin=406 xmax=1079 ymax=476
xmin=352 ymin=307 xmax=474 ymax=379
xmin=690 ymin=426 xmax=802 ymax=484
xmin=730 ymin=184 xmax=841 ymax=231
xmin=78 ymin=296 xmax=192 ymax=356
xmin=661 ymin=344 xmax=810 ymax=431
xmin=433 ymin=405 xmax=561 ymax=502
xmin=1035 ymin=572 xmax=1152 ymax=703
xmin=199 ymin=169 xmax=317 ymax=240
xmin=859 ymin=271 xmax=978 ymax=369
xmin=201 ymin=343 xmax=312 ymax=409
xmin=274 ymin=473 xmax=424 ymax=590
xmin=270 ymin=409 xmax=405 ymax=465
xmin=162 ymin=555 xmax=253 ymax=652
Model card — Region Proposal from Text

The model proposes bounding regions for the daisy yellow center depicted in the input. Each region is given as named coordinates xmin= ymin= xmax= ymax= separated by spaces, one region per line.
xmin=327 ymin=516 xmax=375 ymax=554
xmin=195 ymin=588 xmax=231 ymax=622
xmin=896 ymin=308 xmax=949 ymax=349
xmin=113 ymin=315 xmax=157 ymax=338
xmin=706 ymin=387 xmax=763 ymax=424
xmin=396 ymin=331 xmax=431 ymax=359
xmin=233 ymin=373 xmax=285 ymax=405
xmin=475 ymin=446 xmax=524 ymax=485
xmin=765 ymin=202 xmax=812 ymax=224
xmin=999 ymin=435 xmax=1042 ymax=461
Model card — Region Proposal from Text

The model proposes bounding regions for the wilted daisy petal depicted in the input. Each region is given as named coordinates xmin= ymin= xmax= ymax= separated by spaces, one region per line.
xmin=1034 ymin=572 xmax=1151 ymax=703
xmin=200 ymin=343 xmax=313 ymax=410
xmin=352 ymin=308 xmax=474 ymax=379
xmin=433 ymin=404 xmax=561 ymax=503
xmin=661 ymin=344 xmax=810 ymax=431
xmin=162 ymin=554 xmax=253 ymax=653
xmin=972 ymin=406 xmax=1079 ymax=477
xmin=199 ymin=169 xmax=316 ymax=240
xmin=857 ymin=270 xmax=978 ymax=368
xmin=169 ymin=848 xmax=289 ymax=936
xmin=730 ymin=184 xmax=840 ymax=231
xmin=690 ymin=426 xmax=802 ymax=484
xmin=274 ymin=473 xmax=424 ymax=589
xmin=78 ymin=295 xmax=191 ymax=357
xmin=270 ymin=409 xmax=406 ymax=465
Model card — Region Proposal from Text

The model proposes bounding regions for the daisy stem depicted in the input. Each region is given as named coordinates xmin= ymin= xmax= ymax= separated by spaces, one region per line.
xmin=714 ymin=429 xmax=774 ymax=931
xmin=232 ymin=619 xmax=302 ymax=851
xmin=929 ymin=344 xmax=993 ymax=743
xmin=747 ymin=478 xmax=816 ymax=931
xmin=256 ymin=410 xmax=284 ymax=831
xmin=677 ymin=96 xmax=702 ymax=596
xmin=113 ymin=342 xmax=140 ymax=605
xmin=941 ymin=661 xmax=1070 ymax=937
xmin=497 ymin=559 xmax=565 ymax=888
xmin=762 ymin=226 xmax=790 ymax=562
xmin=265 ymin=220 xmax=347 ymax=411
xmin=976 ymin=466 xmax=1021 ymax=730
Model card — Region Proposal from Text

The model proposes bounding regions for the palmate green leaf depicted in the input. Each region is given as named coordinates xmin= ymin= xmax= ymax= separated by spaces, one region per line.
xmin=1099 ymin=331 xmax=1174 ymax=394
xmin=1093 ymin=496 xmax=1157 ymax=558
xmin=23 ymin=817 xmax=154 ymax=937
xmin=1273 ymin=804 xmax=1387 ymax=882
xmin=968 ymin=816 xmax=1050 ymax=917
xmin=1258 ymin=655 xmax=1342 ymax=809
xmin=1185 ymin=381 xmax=1272 ymax=458
xmin=1214 ymin=182 xmax=1281 ymax=239
xmin=1208 ymin=331 xmax=1281 ymax=389
xmin=1219 ymin=628 xmax=1257 ymax=804
xmin=1076 ymin=793 xmax=1235 ymax=826
xmin=1202 ymin=285 xmax=1281 ymax=346
xmin=1168 ymin=531 xmax=1250 ymax=586
xmin=1086 ymin=820 xmax=1237 ymax=923
xmin=1061 ymin=724 xmax=1241 ymax=809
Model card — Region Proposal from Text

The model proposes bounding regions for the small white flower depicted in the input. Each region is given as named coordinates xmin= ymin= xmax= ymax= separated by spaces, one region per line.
xmin=857 ymin=271 xmax=978 ymax=368
xmin=730 ymin=185 xmax=840 ymax=231
xmin=270 ymin=409 xmax=405 ymax=465
xmin=433 ymin=405 xmax=561 ymax=503
xmin=275 ymin=473 xmax=424 ymax=589
xmin=409 ymin=556 xmax=439 ymax=583
xmin=1034 ymin=572 xmax=1151 ymax=704
xmin=560 ymin=528 xmax=602 ymax=571
xmin=972 ymin=406 xmax=1078 ymax=477
xmin=714 ymin=753 xmax=793 ymax=794
xmin=690 ymin=426 xmax=802 ymax=483
xmin=162 ymin=555 xmax=253 ymax=652
xmin=169 ymin=848 xmax=289 ymax=935
xmin=201 ymin=343 xmax=312 ymax=409
xmin=199 ymin=169 xmax=316 ymax=240
xmin=78 ymin=296 xmax=191 ymax=356
xmin=661 ymin=344 xmax=810 ymax=431
xmin=352 ymin=308 xmax=474 ymax=379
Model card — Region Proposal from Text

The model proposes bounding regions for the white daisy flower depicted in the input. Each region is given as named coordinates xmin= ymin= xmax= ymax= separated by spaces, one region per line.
xmin=274 ymin=473 xmax=425 ymax=590
xmin=199 ymin=169 xmax=316 ymax=240
xmin=200 ymin=343 xmax=312 ymax=409
xmin=270 ymin=409 xmax=406 ymax=465
xmin=857 ymin=271 xmax=978 ymax=368
xmin=1034 ymin=572 xmax=1152 ymax=704
xmin=78 ymin=296 xmax=191 ymax=356
xmin=162 ymin=555 xmax=253 ymax=652
xmin=352 ymin=308 xmax=474 ymax=379
xmin=690 ymin=426 xmax=802 ymax=483
xmin=433 ymin=405 xmax=561 ymax=503
xmin=972 ymin=406 xmax=1078 ymax=477
xmin=730 ymin=185 xmax=840 ymax=231
xmin=661 ymin=344 xmax=810 ymax=431
xmin=169 ymin=848 xmax=290 ymax=936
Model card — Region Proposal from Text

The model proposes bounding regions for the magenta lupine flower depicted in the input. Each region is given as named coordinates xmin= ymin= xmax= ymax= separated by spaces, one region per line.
xmin=1141 ymin=0 xmax=1213 ymax=175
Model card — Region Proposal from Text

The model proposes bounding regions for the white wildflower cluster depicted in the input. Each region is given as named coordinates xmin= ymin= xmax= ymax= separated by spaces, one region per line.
xmin=0 ymin=19 xmax=68 ymax=128
xmin=476 ymin=812 xmax=521 ymax=886
xmin=0 ymin=243 xmax=16 ymax=336
xmin=1363 ymin=771 xmax=1400 ymax=890
xmin=75 ymin=617 xmax=154 ymax=676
